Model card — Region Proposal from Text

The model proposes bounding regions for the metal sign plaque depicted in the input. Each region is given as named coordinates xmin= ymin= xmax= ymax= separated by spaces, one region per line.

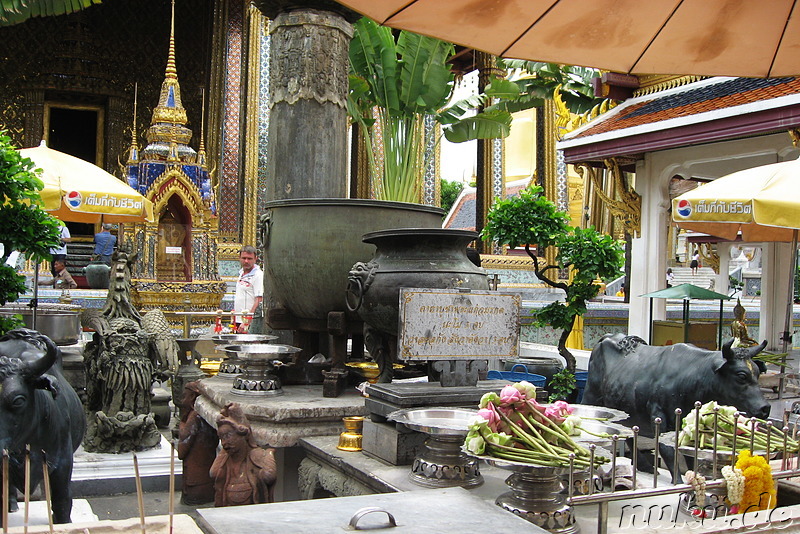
xmin=398 ymin=288 xmax=520 ymax=360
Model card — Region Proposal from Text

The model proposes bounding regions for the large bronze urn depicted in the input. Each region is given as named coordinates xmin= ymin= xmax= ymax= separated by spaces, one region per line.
xmin=347 ymin=229 xmax=489 ymax=382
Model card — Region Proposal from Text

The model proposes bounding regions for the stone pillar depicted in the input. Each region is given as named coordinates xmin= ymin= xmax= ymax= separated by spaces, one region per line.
xmin=716 ymin=242 xmax=732 ymax=297
xmin=265 ymin=10 xmax=353 ymax=200
xmin=759 ymin=242 xmax=793 ymax=349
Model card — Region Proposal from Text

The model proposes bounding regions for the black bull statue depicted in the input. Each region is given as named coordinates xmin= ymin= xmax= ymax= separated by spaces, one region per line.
xmin=583 ymin=334 xmax=771 ymax=437
xmin=0 ymin=329 xmax=85 ymax=524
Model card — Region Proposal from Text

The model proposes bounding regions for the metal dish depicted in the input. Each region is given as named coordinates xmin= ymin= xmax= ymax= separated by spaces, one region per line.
xmin=659 ymin=431 xmax=779 ymax=461
xmin=470 ymin=445 xmax=613 ymax=473
xmin=218 ymin=344 xmax=301 ymax=360
xmin=568 ymin=404 xmax=628 ymax=423
xmin=388 ymin=407 xmax=478 ymax=436
xmin=210 ymin=334 xmax=277 ymax=345
xmin=573 ymin=420 xmax=633 ymax=447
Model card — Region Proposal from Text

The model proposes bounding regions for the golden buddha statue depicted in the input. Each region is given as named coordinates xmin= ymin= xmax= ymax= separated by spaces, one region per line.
xmin=730 ymin=298 xmax=758 ymax=347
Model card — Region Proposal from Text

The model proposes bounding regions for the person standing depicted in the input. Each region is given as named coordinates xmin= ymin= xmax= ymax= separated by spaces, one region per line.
xmin=690 ymin=249 xmax=700 ymax=275
xmin=38 ymin=259 xmax=77 ymax=289
xmin=232 ymin=246 xmax=263 ymax=333
xmin=93 ymin=223 xmax=117 ymax=265
xmin=50 ymin=221 xmax=71 ymax=276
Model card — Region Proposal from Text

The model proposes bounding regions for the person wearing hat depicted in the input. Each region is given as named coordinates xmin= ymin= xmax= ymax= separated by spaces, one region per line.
xmin=93 ymin=223 xmax=117 ymax=266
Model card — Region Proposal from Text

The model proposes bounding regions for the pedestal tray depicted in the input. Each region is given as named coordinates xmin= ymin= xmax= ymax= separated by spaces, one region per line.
xmin=217 ymin=343 xmax=300 ymax=396
xmin=388 ymin=407 xmax=482 ymax=489
xmin=211 ymin=334 xmax=277 ymax=377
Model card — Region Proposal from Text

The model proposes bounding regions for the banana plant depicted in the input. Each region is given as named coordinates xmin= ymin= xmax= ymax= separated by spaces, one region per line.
xmin=1 ymin=0 xmax=101 ymax=26
xmin=348 ymin=18 xmax=514 ymax=203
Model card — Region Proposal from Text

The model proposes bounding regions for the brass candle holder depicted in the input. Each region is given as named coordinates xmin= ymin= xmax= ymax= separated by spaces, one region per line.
xmin=337 ymin=416 xmax=365 ymax=451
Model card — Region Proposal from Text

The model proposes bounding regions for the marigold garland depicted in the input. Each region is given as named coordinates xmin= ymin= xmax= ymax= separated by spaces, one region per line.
xmin=734 ymin=450 xmax=776 ymax=512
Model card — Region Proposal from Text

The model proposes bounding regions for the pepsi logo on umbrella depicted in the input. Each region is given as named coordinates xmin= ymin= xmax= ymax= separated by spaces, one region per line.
xmin=675 ymin=199 xmax=692 ymax=218
xmin=65 ymin=191 xmax=82 ymax=209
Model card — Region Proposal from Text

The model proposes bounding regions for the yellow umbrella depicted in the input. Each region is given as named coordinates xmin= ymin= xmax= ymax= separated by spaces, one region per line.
xmin=672 ymin=157 xmax=800 ymax=242
xmin=672 ymin=159 xmax=800 ymax=390
xmin=335 ymin=0 xmax=800 ymax=77
xmin=18 ymin=142 xmax=154 ymax=223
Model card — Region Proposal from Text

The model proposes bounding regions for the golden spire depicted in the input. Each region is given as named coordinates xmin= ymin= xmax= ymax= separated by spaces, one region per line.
xmin=148 ymin=0 xmax=189 ymax=134
xmin=197 ymin=87 xmax=207 ymax=166
xmin=126 ymin=82 xmax=139 ymax=165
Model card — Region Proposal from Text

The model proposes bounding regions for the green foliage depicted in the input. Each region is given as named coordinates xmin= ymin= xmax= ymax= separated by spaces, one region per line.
xmin=0 ymin=314 xmax=23 ymax=336
xmin=439 ymin=179 xmax=464 ymax=218
xmin=0 ymin=130 xmax=62 ymax=307
xmin=1 ymin=0 xmax=101 ymax=27
xmin=547 ymin=369 xmax=576 ymax=403
xmin=348 ymin=18 xmax=513 ymax=202
xmin=482 ymin=185 xmax=624 ymax=370
xmin=498 ymin=60 xmax=605 ymax=115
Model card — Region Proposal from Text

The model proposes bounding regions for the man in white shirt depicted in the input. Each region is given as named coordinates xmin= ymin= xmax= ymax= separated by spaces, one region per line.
xmin=233 ymin=246 xmax=263 ymax=333
xmin=50 ymin=221 xmax=71 ymax=277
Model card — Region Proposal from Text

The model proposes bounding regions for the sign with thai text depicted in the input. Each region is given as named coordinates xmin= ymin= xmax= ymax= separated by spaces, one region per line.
xmin=398 ymin=288 xmax=520 ymax=360
xmin=165 ymin=246 xmax=182 ymax=254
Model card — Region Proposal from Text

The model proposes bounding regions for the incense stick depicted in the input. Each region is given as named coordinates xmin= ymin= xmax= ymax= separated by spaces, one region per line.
xmin=23 ymin=446 xmax=29 ymax=534
xmin=169 ymin=440 xmax=175 ymax=534
xmin=42 ymin=452 xmax=53 ymax=534
xmin=2 ymin=450 xmax=8 ymax=534
xmin=133 ymin=453 xmax=146 ymax=534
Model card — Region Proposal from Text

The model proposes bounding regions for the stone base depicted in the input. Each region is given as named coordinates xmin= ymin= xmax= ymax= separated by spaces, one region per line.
xmin=361 ymin=419 xmax=426 ymax=466
xmin=6 ymin=499 xmax=97 ymax=529
xmin=72 ymin=436 xmax=182 ymax=496
xmin=193 ymin=377 xmax=368 ymax=448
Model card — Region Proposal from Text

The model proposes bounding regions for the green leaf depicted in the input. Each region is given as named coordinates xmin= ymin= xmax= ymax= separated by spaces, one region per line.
xmin=443 ymin=109 xmax=512 ymax=143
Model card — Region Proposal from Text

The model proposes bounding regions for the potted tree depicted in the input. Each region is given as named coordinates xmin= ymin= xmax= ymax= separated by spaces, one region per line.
xmin=481 ymin=185 xmax=624 ymax=373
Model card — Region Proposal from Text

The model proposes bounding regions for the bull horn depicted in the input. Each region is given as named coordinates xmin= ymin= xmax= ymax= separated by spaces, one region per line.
xmin=25 ymin=332 xmax=58 ymax=378
xmin=745 ymin=340 xmax=769 ymax=359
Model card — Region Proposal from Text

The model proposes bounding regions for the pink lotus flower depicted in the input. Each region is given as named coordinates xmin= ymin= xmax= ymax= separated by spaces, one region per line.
xmin=499 ymin=385 xmax=523 ymax=405
xmin=477 ymin=408 xmax=500 ymax=429
xmin=545 ymin=400 xmax=573 ymax=423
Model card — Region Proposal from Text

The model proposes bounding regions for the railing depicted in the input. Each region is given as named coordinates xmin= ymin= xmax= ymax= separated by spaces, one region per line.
xmin=565 ymin=402 xmax=800 ymax=533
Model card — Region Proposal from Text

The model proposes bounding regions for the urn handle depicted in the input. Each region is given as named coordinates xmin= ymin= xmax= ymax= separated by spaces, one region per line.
xmin=257 ymin=209 xmax=272 ymax=250
xmin=346 ymin=261 xmax=376 ymax=312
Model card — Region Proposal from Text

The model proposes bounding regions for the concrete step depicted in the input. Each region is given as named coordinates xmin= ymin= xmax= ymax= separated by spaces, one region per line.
xmin=670 ymin=266 xmax=716 ymax=289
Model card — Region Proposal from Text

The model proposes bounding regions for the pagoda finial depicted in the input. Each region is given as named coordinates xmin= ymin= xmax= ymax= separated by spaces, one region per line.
xmin=166 ymin=0 xmax=177 ymax=80
xmin=197 ymin=87 xmax=207 ymax=165
xmin=148 ymin=0 xmax=188 ymax=134
xmin=126 ymin=83 xmax=140 ymax=165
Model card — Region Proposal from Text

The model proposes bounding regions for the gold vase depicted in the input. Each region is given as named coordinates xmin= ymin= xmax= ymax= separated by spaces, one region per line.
xmin=337 ymin=416 xmax=365 ymax=451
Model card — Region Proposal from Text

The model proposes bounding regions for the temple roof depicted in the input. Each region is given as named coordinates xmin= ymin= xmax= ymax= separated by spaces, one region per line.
xmin=559 ymin=76 xmax=800 ymax=165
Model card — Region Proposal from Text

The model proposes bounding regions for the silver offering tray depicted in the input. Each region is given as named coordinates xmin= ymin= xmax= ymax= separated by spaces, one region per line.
xmin=469 ymin=447 xmax=612 ymax=534
xmin=218 ymin=343 xmax=301 ymax=360
xmin=659 ymin=431 xmax=778 ymax=462
xmin=573 ymin=420 xmax=633 ymax=447
xmin=211 ymin=334 xmax=278 ymax=376
xmin=388 ymin=407 xmax=477 ymax=436
xmin=387 ymin=407 xmax=482 ymax=489
xmin=569 ymin=404 xmax=628 ymax=423
xmin=217 ymin=344 xmax=301 ymax=397
xmin=210 ymin=333 xmax=278 ymax=345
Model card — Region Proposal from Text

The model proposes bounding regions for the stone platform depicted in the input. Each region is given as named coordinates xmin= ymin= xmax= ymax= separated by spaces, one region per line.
xmin=193 ymin=377 xmax=368 ymax=448
xmin=72 ymin=436 xmax=181 ymax=496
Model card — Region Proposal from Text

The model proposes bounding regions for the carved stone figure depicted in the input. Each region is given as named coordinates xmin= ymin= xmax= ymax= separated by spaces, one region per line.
xmin=178 ymin=382 xmax=218 ymax=505
xmin=210 ymin=403 xmax=277 ymax=507
xmin=82 ymin=246 xmax=169 ymax=453
xmin=0 ymin=329 xmax=85 ymax=525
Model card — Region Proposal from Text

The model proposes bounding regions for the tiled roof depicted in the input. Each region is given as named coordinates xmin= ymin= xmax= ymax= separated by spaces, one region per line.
xmin=571 ymin=77 xmax=800 ymax=139
xmin=444 ymin=182 xmax=529 ymax=231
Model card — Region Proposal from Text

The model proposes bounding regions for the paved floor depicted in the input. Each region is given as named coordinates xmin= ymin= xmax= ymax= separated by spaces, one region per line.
xmin=86 ymin=490 xmax=214 ymax=523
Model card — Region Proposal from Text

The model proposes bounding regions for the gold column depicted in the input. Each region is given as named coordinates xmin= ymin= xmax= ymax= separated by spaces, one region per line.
xmin=242 ymin=5 xmax=266 ymax=247
xmin=475 ymin=52 xmax=504 ymax=254
xmin=543 ymin=99 xmax=560 ymax=274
